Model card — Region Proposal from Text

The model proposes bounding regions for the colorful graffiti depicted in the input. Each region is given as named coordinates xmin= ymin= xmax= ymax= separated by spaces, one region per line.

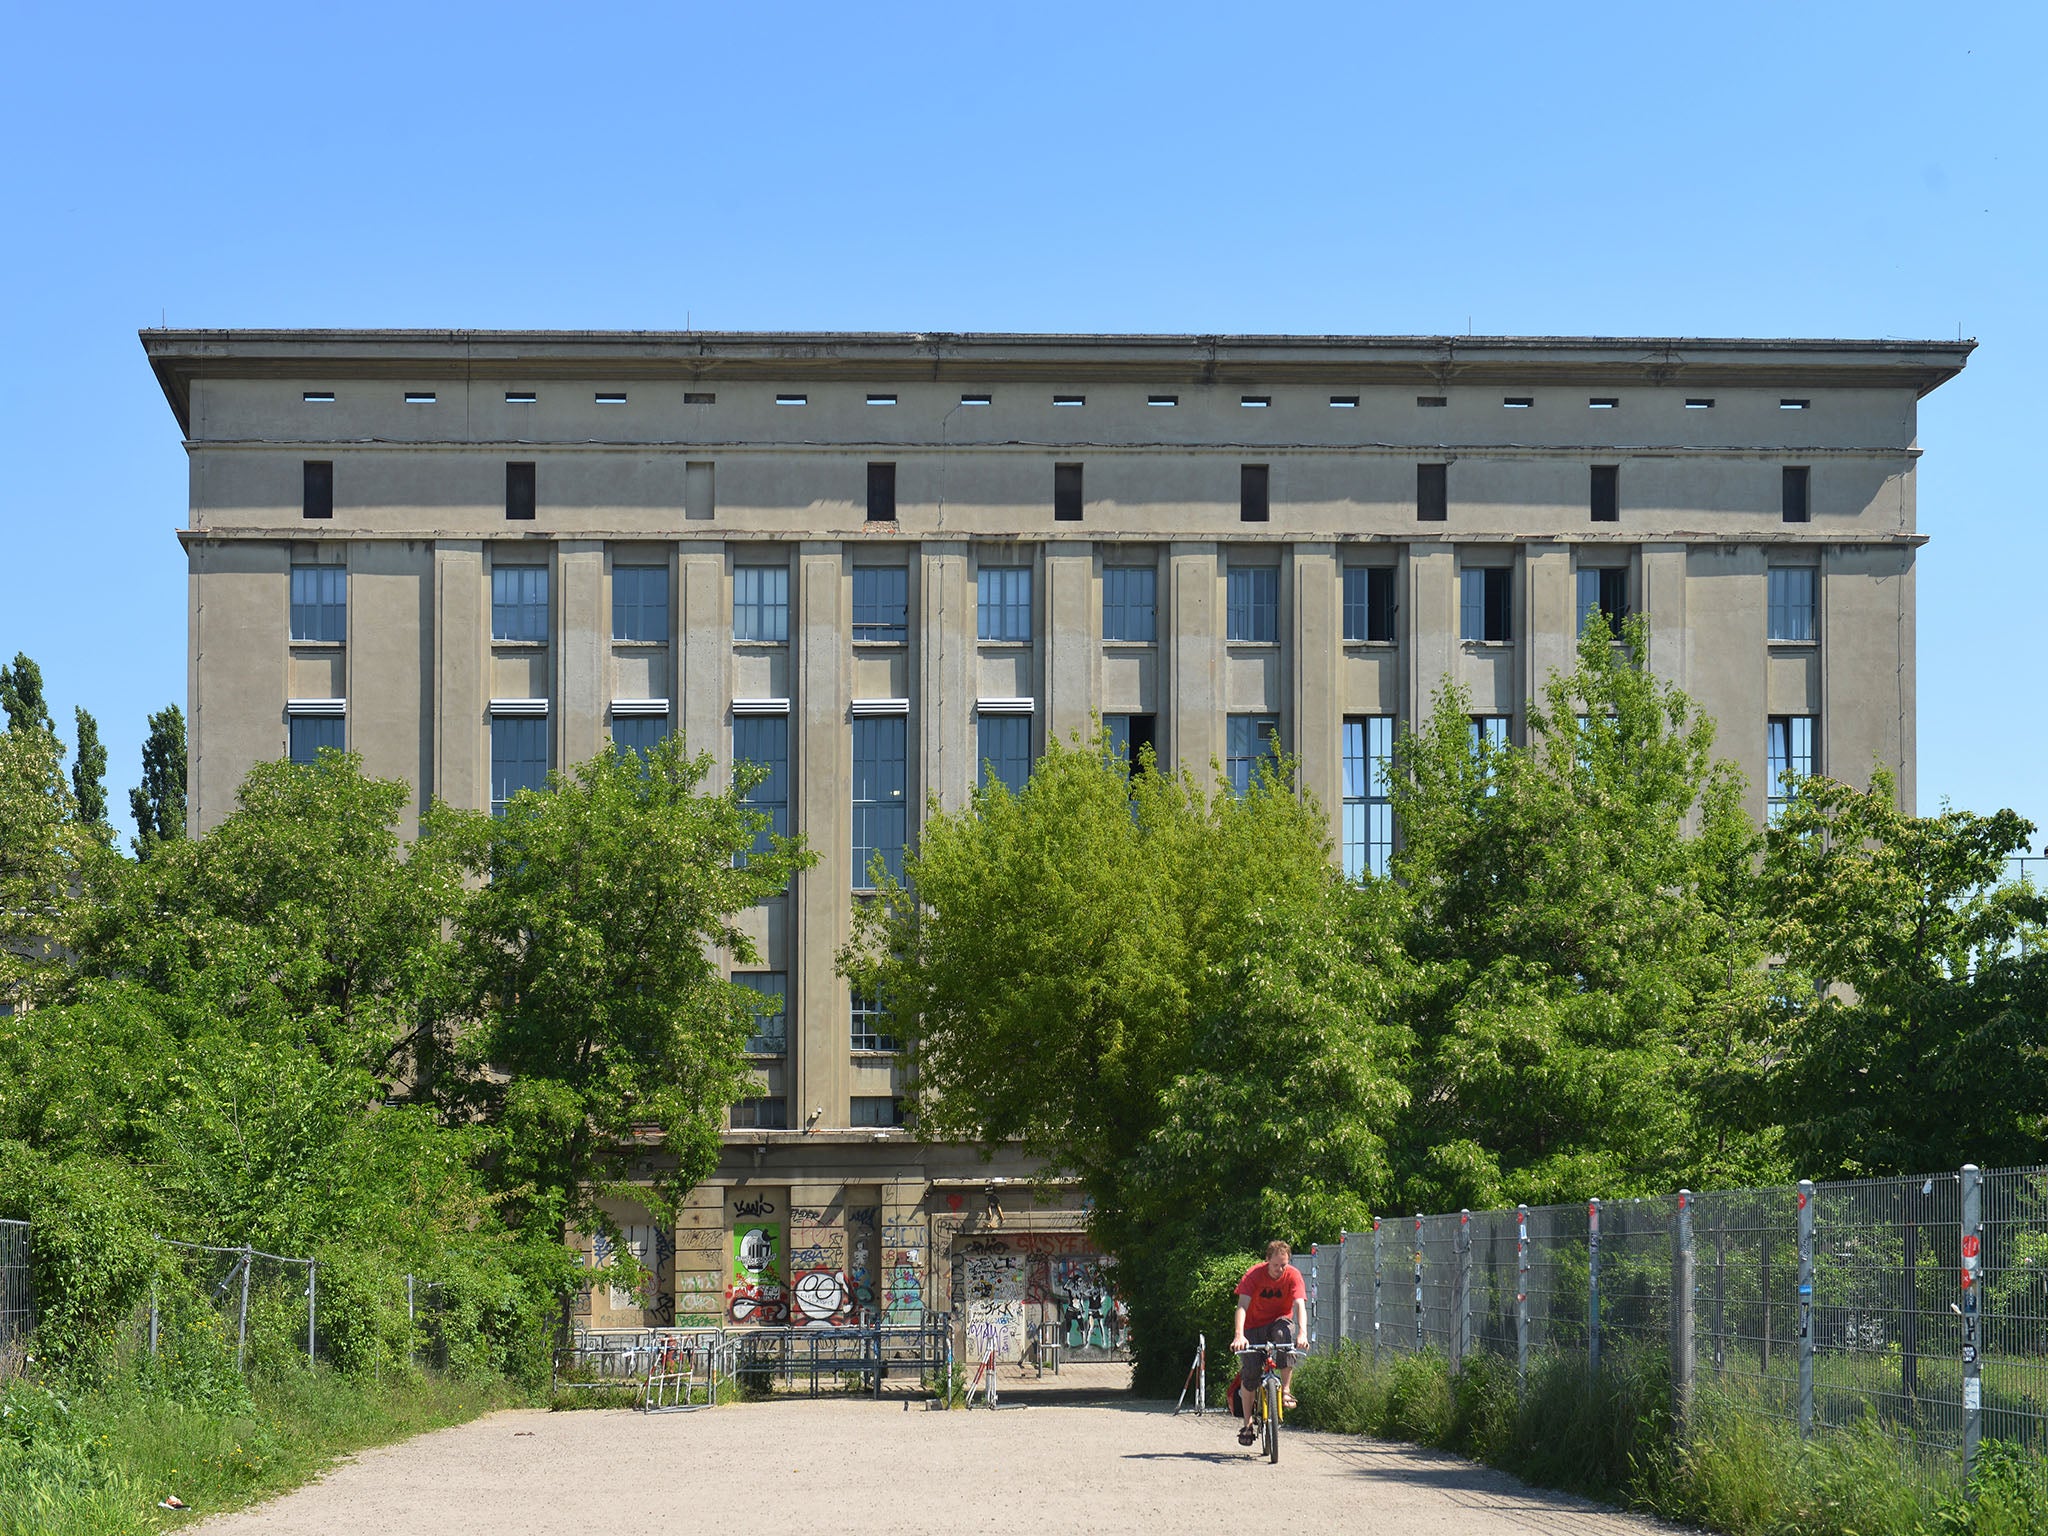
xmin=730 ymin=1221 xmax=785 ymax=1324
xmin=1052 ymin=1256 xmax=1126 ymax=1352
xmin=791 ymin=1268 xmax=856 ymax=1327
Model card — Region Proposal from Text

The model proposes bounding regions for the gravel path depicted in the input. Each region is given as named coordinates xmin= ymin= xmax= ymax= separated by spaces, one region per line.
xmin=191 ymin=1399 xmax=1680 ymax=1535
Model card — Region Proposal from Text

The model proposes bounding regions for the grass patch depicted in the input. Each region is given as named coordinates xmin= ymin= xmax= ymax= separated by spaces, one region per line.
xmin=1 ymin=1368 xmax=518 ymax=1536
xmin=1292 ymin=1344 xmax=2048 ymax=1536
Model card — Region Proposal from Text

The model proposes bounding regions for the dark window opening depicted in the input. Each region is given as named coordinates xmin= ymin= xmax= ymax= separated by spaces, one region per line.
xmin=1240 ymin=463 xmax=1270 ymax=523
xmin=1240 ymin=395 xmax=1271 ymax=408
xmin=1503 ymin=397 xmax=1533 ymax=409
xmin=1367 ymin=566 xmax=1396 ymax=643
xmin=1148 ymin=394 xmax=1178 ymax=407
xmin=1782 ymin=466 xmax=1811 ymax=524
xmin=1417 ymin=395 xmax=1447 ymax=407
xmin=1330 ymin=395 xmax=1359 ymax=408
xmin=1107 ymin=713 xmax=1156 ymax=775
xmin=1417 ymin=462 xmax=1447 ymax=522
xmin=1590 ymin=464 xmax=1619 ymax=523
xmin=505 ymin=391 xmax=536 ymax=404
xmin=731 ymin=1097 xmax=788 ymax=1130
xmin=302 ymin=460 xmax=333 ymax=520
xmin=303 ymin=390 xmax=334 ymax=403
xmin=595 ymin=392 xmax=626 ymax=404
xmin=684 ymin=391 xmax=716 ymax=405
xmin=1579 ymin=566 xmax=1629 ymax=637
xmin=1054 ymin=462 xmax=1084 ymax=522
xmin=506 ymin=461 xmax=536 ymax=521
xmin=867 ymin=461 xmax=897 ymax=523
xmin=1461 ymin=567 xmax=1513 ymax=643
xmin=1685 ymin=398 xmax=1714 ymax=409
xmin=1589 ymin=397 xmax=1618 ymax=409
xmin=1053 ymin=394 xmax=1085 ymax=407
xmin=867 ymin=393 xmax=897 ymax=406
xmin=1780 ymin=399 xmax=1810 ymax=410
xmin=960 ymin=393 xmax=992 ymax=406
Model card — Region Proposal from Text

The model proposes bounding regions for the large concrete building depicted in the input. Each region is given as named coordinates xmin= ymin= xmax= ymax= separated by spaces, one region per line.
xmin=144 ymin=329 xmax=1970 ymax=1344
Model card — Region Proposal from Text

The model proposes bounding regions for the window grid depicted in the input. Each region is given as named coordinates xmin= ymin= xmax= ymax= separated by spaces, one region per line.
xmin=852 ymin=567 xmax=909 ymax=643
xmin=1576 ymin=567 xmax=1629 ymax=638
xmin=1767 ymin=567 xmax=1817 ymax=642
xmin=611 ymin=715 xmax=669 ymax=762
xmin=490 ymin=716 xmax=549 ymax=816
xmin=731 ymin=1097 xmax=788 ymax=1130
xmin=289 ymin=715 xmax=344 ymax=765
xmin=1226 ymin=566 xmax=1279 ymax=643
xmin=1459 ymin=567 xmax=1512 ymax=643
xmin=851 ymin=991 xmax=896 ymax=1053
xmin=1226 ymin=714 xmax=1281 ymax=796
xmin=977 ymin=714 xmax=1032 ymax=796
xmin=851 ymin=716 xmax=907 ymax=888
xmin=491 ymin=566 xmax=549 ymax=643
xmin=734 ymin=972 xmax=788 ymax=1055
xmin=850 ymin=1096 xmax=903 ymax=1127
xmin=1102 ymin=566 xmax=1157 ymax=642
xmin=1767 ymin=715 xmax=1815 ymax=822
xmin=734 ymin=565 xmax=790 ymax=643
xmin=733 ymin=715 xmax=789 ymax=861
xmin=290 ymin=566 xmax=346 ymax=642
xmin=977 ymin=567 xmax=1032 ymax=642
xmin=1342 ymin=716 xmax=1395 ymax=880
xmin=1343 ymin=566 xmax=1396 ymax=644
xmin=612 ymin=566 xmax=668 ymax=642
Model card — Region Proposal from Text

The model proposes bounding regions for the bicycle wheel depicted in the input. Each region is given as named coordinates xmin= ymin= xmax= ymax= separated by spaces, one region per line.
xmin=1264 ymin=1377 xmax=1280 ymax=1463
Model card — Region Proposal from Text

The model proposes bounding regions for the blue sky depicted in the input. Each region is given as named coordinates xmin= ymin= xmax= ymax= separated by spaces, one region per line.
xmin=2 ymin=2 xmax=2042 ymax=859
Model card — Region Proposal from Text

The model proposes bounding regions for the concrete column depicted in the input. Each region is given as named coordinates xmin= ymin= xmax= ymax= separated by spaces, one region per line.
xmin=1291 ymin=542 xmax=1341 ymax=834
xmin=1406 ymin=542 xmax=1457 ymax=732
xmin=795 ymin=543 xmax=849 ymax=1130
xmin=1639 ymin=542 xmax=1690 ymax=691
xmin=348 ymin=540 xmax=433 ymax=836
xmin=556 ymin=540 xmax=606 ymax=768
xmin=1041 ymin=543 xmax=1096 ymax=751
xmin=1166 ymin=541 xmax=1219 ymax=777
xmin=919 ymin=541 xmax=973 ymax=814
xmin=1522 ymin=541 xmax=1574 ymax=710
xmin=190 ymin=538 xmax=290 ymax=832
xmin=432 ymin=541 xmax=485 ymax=812
xmin=676 ymin=543 xmax=727 ymax=774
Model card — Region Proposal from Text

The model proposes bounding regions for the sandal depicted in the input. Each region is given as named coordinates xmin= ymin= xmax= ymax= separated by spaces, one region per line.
xmin=1282 ymin=1393 xmax=1298 ymax=1409
xmin=1237 ymin=1424 xmax=1257 ymax=1445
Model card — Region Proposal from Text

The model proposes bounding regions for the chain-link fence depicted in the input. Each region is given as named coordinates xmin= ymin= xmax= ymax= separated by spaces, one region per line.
xmin=1297 ymin=1163 xmax=2048 ymax=1493
xmin=1 ymin=1218 xmax=30 ymax=1363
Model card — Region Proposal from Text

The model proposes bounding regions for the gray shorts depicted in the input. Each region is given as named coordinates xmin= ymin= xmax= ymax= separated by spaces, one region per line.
xmin=1240 ymin=1317 xmax=1298 ymax=1376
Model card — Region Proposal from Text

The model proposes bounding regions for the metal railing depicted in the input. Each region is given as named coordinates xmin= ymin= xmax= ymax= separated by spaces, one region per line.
xmin=1299 ymin=1163 xmax=2048 ymax=1496
xmin=1 ymin=1219 xmax=29 ymax=1359
xmin=558 ymin=1314 xmax=955 ymax=1403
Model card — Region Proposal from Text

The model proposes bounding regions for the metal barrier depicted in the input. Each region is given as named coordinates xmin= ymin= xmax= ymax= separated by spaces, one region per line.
xmin=562 ymin=1314 xmax=954 ymax=1402
xmin=0 ymin=1219 xmax=29 ymax=1358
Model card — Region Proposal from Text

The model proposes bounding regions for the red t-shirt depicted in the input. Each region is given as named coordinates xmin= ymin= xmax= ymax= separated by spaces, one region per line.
xmin=1235 ymin=1262 xmax=1305 ymax=1329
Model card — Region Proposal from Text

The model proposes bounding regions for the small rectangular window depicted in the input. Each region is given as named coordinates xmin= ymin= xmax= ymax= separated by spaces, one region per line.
xmin=1469 ymin=715 xmax=1511 ymax=758
xmin=1417 ymin=463 xmax=1447 ymax=522
xmin=1225 ymin=714 xmax=1282 ymax=796
xmin=1460 ymin=567 xmax=1512 ymax=643
xmin=1503 ymin=397 xmax=1533 ymax=409
xmin=867 ymin=461 xmax=897 ymax=523
xmin=852 ymin=567 xmax=909 ymax=643
xmin=595 ymin=392 xmax=627 ymax=405
xmin=734 ymin=565 xmax=791 ymax=643
xmin=684 ymin=391 xmax=716 ymax=405
xmin=290 ymin=565 xmax=347 ymax=642
xmin=776 ymin=393 xmax=807 ymax=406
xmin=505 ymin=391 xmax=536 ymax=404
xmin=1343 ymin=566 xmax=1396 ymax=643
xmin=489 ymin=714 xmax=550 ymax=815
xmin=1590 ymin=464 xmax=1619 ymax=523
xmin=506 ymin=461 xmax=536 ymax=521
xmin=302 ymin=460 xmax=333 ymax=520
xmin=960 ymin=393 xmax=992 ymax=406
xmin=1054 ymin=462 xmax=1084 ymax=522
xmin=289 ymin=714 xmax=345 ymax=765
xmin=1102 ymin=566 xmax=1157 ymax=643
xmin=850 ymin=990 xmax=896 ymax=1052
xmin=1226 ymin=565 xmax=1279 ymax=643
xmin=1577 ymin=566 xmax=1630 ymax=638
xmin=733 ymin=972 xmax=788 ymax=1055
xmin=1329 ymin=395 xmax=1359 ymax=408
xmin=1240 ymin=463 xmax=1270 ymax=523
xmin=1053 ymin=394 xmax=1085 ymax=407
xmin=1780 ymin=399 xmax=1810 ymax=410
xmin=610 ymin=715 xmax=669 ymax=764
xmin=867 ymin=393 xmax=898 ymax=406
xmin=1148 ymin=394 xmax=1178 ymax=407
xmin=730 ymin=1096 xmax=788 ymax=1130
xmin=1589 ymin=397 xmax=1618 ymax=409
xmin=404 ymin=391 xmax=436 ymax=405
xmin=1104 ymin=713 xmax=1156 ymax=775
xmin=302 ymin=390 xmax=334 ymax=403
xmin=1767 ymin=567 xmax=1817 ymax=642
xmin=977 ymin=713 xmax=1033 ymax=796
xmin=1240 ymin=395 xmax=1271 ymax=408
xmin=850 ymin=1095 xmax=903 ymax=1128
xmin=612 ymin=565 xmax=668 ymax=642
xmin=1685 ymin=398 xmax=1715 ymax=409
xmin=491 ymin=565 xmax=549 ymax=643
xmin=977 ymin=566 xmax=1032 ymax=642
xmin=1417 ymin=396 xmax=1447 ymax=407
xmin=1782 ymin=466 xmax=1811 ymax=524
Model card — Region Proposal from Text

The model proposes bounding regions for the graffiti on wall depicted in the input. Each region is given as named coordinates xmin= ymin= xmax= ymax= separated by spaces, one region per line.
xmin=962 ymin=1251 xmax=1027 ymax=1361
xmin=1052 ymin=1256 xmax=1127 ymax=1352
xmin=791 ymin=1268 xmax=857 ymax=1327
xmin=847 ymin=1208 xmax=880 ymax=1326
xmin=882 ymin=1219 xmax=924 ymax=1322
xmin=729 ymin=1221 xmax=786 ymax=1324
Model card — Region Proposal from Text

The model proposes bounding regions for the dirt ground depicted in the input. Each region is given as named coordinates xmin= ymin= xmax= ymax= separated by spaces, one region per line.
xmin=191 ymin=1391 xmax=1680 ymax=1536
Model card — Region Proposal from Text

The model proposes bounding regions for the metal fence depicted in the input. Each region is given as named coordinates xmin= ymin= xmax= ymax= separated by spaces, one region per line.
xmin=558 ymin=1315 xmax=955 ymax=1405
xmin=1299 ymin=1163 xmax=2048 ymax=1495
xmin=1 ymin=1218 xmax=30 ymax=1360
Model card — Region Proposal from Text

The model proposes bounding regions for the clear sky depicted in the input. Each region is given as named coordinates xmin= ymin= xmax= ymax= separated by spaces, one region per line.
xmin=3 ymin=2 xmax=2041 ymax=858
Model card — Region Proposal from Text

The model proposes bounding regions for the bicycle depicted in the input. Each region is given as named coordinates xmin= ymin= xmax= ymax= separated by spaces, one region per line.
xmin=1236 ymin=1340 xmax=1295 ymax=1464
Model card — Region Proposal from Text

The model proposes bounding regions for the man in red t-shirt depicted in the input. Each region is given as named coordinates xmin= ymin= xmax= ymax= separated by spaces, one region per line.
xmin=1230 ymin=1240 xmax=1307 ymax=1443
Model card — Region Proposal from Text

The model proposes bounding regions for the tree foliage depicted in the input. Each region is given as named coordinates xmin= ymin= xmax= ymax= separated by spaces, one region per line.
xmin=71 ymin=705 xmax=109 ymax=834
xmin=129 ymin=702 xmax=186 ymax=857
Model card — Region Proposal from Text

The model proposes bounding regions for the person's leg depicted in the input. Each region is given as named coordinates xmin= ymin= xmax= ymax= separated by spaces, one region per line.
xmin=1273 ymin=1320 xmax=1298 ymax=1404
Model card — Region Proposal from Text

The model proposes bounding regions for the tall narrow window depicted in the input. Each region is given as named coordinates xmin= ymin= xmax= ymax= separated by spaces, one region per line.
xmin=734 ymin=972 xmax=788 ymax=1055
xmin=1576 ymin=566 xmax=1629 ymax=638
xmin=612 ymin=566 xmax=668 ymax=642
xmin=1767 ymin=715 xmax=1815 ymax=822
xmin=1590 ymin=464 xmax=1619 ymax=523
xmin=1102 ymin=566 xmax=1157 ymax=642
xmin=977 ymin=566 xmax=1032 ymax=642
xmin=506 ymin=461 xmax=536 ymax=521
xmin=1226 ymin=714 xmax=1281 ymax=796
xmin=1054 ymin=463 xmax=1084 ymax=522
xmin=851 ymin=991 xmax=896 ymax=1052
xmin=852 ymin=567 xmax=908 ymax=643
xmin=1240 ymin=464 xmax=1270 ymax=523
xmin=490 ymin=716 xmax=549 ymax=815
xmin=851 ymin=716 xmax=907 ymax=887
xmin=734 ymin=565 xmax=790 ymax=643
xmin=491 ymin=565 xmax=549 ymax=642
xmin=867 ymin=462 xmax=897 ymax=523
xmin=1459 ymin=567 xmax=1512 ymax=643
xmin=1342 ymin=717 xmax=1395 ymax=880
xmin=1767 ymin=567 xmax=1817 ymax=642
xmin=1782 ymin=466 xmax=1811 ymax=524
xmin=977 ymin=713 xmax=1032 ymax=796
xmin=1343 ymin=566 xmax=1396 ymax=643
xmin=290 ymin=566 xmax=346 ymax=642
xmin=733 ymin=714 xmax=789 ymax=860
xmin=1417 ymin=463 xmax=1447 ymax=522
xmin=302 ymin=460 xmax=333 ymax=520
xmin=1226 ymin=565 xmax=1278 ymax=643
xmin=611 ymin=716 xmax=669 ymax=762
xmin=1105 ymin=713 xmax=1156 ymax=774
xmin=289 ymin=715 xmax=344 ymax=765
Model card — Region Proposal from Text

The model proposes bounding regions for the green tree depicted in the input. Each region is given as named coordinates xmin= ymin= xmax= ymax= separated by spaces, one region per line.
xmin=1761 ymin=771 xmax=2048 ymax=1175
xmin=0 ymin=651 xmax=53 ymax=735
xmin=71 ymin=704 xmax=110 ymax=835
xmin=129 ymin=701 xmax=187 ymax=856
xmin=1385 ymin=617 xmax=1780 ymax=1210
xmin=845 ymin=735 xmax=1410 ymax=1390
xmin=429 ymin=734 xmax=813 ymax=1243
xmin=0 ymin=714 xmax=82 ymax=1009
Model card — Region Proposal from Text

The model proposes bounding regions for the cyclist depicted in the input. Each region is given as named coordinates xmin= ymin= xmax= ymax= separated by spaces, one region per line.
xmin=1230 ymin=1240 xmax=1307 ymax=1446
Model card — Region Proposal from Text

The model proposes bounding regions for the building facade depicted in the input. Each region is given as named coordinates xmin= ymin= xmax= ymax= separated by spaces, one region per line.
xmin=145 ymin=329 xmax=1969 ymax=1342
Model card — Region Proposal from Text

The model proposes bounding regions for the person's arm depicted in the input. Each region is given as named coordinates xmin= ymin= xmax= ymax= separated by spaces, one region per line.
xmin=1231 ymin=1296 xmax=1249 ymax=1351
xmin=1292 ymin=1291 xmax=1309 ymax=1344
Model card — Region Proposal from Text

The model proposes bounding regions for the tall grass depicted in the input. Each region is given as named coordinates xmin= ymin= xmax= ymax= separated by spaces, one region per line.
xmin=1291 ymin=1344 xmax=2048 ymax=1536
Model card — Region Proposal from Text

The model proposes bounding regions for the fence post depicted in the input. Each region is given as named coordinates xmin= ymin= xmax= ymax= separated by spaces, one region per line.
xmin=307 ymin=1260 xmax=317 ymax=1367
xmin=236 ymin=1245 xmax=252 ymax=1371
xmin=1334 ymin=1231 xmax=1349 ymax=1350
xmin=1961 ymin=1163 xmax=1983 ymax=1486
xmin=1306 ymin=1244 xmax=1318 ymax=1352
xmin=1587 ymin=1198 xmax=1602 ymax=1383
xmin=407 ymin=1273 xmax=416 ymax=1369
xmin=1515 ymin=1204 xmax=1530 ymax=1385
xmin=149 ymin=1278 xmax=160 ymax=1359
xmin=1371 ymin=1218 xmax=1382 ymax=1360
xmin=1454 ymin=1211 xmax=1472 ymax=1371
xmin=1796 ymin=1179 xmax=1815 ymax=1438
xmin=1412 ymin=1214 xmax=1424 ymax=1352
xmin=1672 ymin=1191 xmax=1695 ymax=1439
